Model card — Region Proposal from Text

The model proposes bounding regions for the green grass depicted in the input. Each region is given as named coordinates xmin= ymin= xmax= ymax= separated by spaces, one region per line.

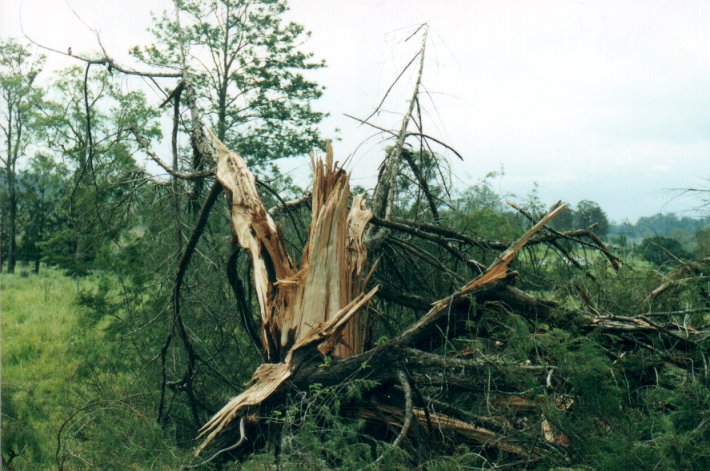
xmin=2 ymin=268 xmax=193 ymax=470
xmin=1 ymin=267 xmax=88 ymax=469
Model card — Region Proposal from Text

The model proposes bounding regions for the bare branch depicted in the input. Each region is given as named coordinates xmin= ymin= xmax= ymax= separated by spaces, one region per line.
xmin=370 ymin=24 xmax=429 ymax=224
xmin=187 ymin=416 xmax=247 ymax=468
xmin=374 ymin=370 xmax=414 ymax=465
xmin=268 ymin=193 xmax=311 ymax=217
xmin=131 ymin=128 xmax=215 ymax=180
xmin=22 ymin=25 xmax=181 ymax=78
xmin=362 ymin=51 xmax=420 ymax=124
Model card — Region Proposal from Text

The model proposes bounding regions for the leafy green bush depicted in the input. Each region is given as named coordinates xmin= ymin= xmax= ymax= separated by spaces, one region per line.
xmin=637 ymin=236 xmax=691 ymax=267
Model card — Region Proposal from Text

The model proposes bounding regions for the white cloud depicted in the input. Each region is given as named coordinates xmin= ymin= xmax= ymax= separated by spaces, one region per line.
xmin=2 ymin=0 xmax=709 ymax=220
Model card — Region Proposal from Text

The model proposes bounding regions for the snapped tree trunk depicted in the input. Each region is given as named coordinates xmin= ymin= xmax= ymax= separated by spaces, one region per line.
xmin=195 ymin=131 xmax=567 ymax=455
xmin=197 ymin=132 xmax=377 ymax=452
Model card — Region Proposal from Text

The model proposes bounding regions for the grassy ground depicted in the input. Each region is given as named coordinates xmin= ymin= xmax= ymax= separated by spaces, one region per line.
xmin=1 ymin=267 xmax=86 ymax=469
xmin=1 ymin=268 xmax=193 ymax=470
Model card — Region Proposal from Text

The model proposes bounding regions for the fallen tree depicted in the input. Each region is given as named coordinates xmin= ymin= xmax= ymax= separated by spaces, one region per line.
xmin=41 ymin=24 xmax=709 ymax=470
xmin=184 ymin=125 xmax=709 ymax=468
xmin=179 ymin=35 xmax=709 ymax=465
xmin=186 ymin=126 xmax=556 ymax=459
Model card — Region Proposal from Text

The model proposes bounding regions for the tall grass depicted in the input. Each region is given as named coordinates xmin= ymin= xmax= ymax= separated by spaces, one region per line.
xmin=1 ymin=268 xmax=87 ymax=469
xmin=2 ymin=268 xmax=194 ymax=469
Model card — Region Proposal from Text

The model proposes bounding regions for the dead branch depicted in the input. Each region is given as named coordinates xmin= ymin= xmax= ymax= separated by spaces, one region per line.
xmin=371 ymin=213 xmax=620 ymax=271
xmin=186 ymin=416 xmax=247 ymax=468
xmin=588 ymin=314 xmax=705 ymax=346
xmin=268 ymin=193 xmax=311 ymax=217
xmin=508 ymin=200 xmax=583 ymax=269
xmin=388 ymin=237 xmax=464 ymax=284
xmin=377 ymin=285 xmax=433 ymax=311
xmin=255 ymin=179 xmax=306 ymax=246
xmin=226 ymin=238 xmax=263 ymax=358
xmin=170 ymin=82 xmax=184 ymax=256
xmin=400 ymin=148 xmax=440 ymax=221
xmin=362 ymin=403 xmax=533 ymax=458
xmin=648 ymin=257 xmax=709 ymax=300
xmin=371 ymin=215 xmax=488 ymax=275
xmin=406 ymin=132 xmax=464 ymax=161
xmin=184 ymin=81 xmax=216 ymax=165
xmin=344 ymin=113 xmax=465 ymax=162
xmin=373 ymin=370 xmax=414 ymax=465
xmin=361 ymin=51 xmax=421 ymax=124
xmin=369 ymin=25 xmax=429 ymax=233
xmin=23 ymin=29 xmax=181 ymax=78
xmin=157 ymin=181 xmax=222 ymax=425
xmin=131 ymin=128 xmax=215 ymax=180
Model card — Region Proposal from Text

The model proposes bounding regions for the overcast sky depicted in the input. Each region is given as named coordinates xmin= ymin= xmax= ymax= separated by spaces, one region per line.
xmin=2 ymin=0 xmax=709 ymax=221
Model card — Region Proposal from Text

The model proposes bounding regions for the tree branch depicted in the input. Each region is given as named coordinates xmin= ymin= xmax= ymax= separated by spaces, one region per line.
xmin=131 ymin=128 xmax=215 ymax=180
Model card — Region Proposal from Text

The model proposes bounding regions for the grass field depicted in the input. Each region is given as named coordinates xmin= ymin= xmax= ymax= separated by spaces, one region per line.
xmin=1 ymin=268 xmax=87 ymax=468
xmin=1 ymin=268 xmax=194 ymax=470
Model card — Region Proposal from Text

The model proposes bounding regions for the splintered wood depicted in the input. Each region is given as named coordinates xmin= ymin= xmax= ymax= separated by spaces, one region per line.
xmin=198 ymin=133 xmax=376 ymax=453
xmin=200 ymin=130 xmax=566 ymax=455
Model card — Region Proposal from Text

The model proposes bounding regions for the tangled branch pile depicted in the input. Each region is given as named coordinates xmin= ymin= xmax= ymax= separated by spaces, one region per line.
xmin=186 ymin=128 xmax=709 ymax=469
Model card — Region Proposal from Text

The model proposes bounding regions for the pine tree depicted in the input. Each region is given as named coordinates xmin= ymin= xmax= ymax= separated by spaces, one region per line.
xmin=131 ymin=0 xmax=325 ymax=170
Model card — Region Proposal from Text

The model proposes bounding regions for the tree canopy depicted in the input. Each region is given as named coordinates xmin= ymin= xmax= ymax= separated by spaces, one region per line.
xmin=131 ymin=0 xmax=325 ymax=167
xmin=0 ymin=39 xmax=44 ymax=273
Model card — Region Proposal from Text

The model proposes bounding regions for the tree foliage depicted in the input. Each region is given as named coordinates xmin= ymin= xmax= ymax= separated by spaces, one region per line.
xmin=131 ymin=0 xmax=325 ymax=168
xmin=575 ymin=199 xmax=610 ymax=236
xmin=0 ymin=39 xmax=44 ymax=273
xmin=16 ymin=153 xmax=66 ymax=272
xmin=637 ymin=235 xmax=691 ymax=267
xmin=37 ymin=66 xmax=159 ymax=276
xmin=1 ymin=7 xmax=709 ymax=471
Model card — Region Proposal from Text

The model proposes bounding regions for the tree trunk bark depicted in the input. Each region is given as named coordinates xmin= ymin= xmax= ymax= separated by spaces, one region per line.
xmin=217 ymin=84 xmax=227 ymax=142
xmin=7 ymin=169 xmax=16 ymax=274
xmin=0 ymin=206 xmax=4 ymax=273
